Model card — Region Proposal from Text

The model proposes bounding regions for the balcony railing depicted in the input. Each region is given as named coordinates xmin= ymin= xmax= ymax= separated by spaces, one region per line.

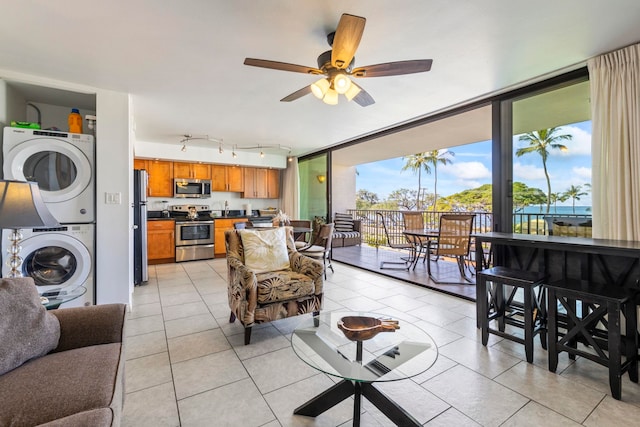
xmin=346 ymin=209 xmax=591 ymax=248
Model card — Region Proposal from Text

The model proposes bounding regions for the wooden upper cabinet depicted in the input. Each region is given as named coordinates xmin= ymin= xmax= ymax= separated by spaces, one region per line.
xmin=134 ymin=158 xmax=147 ymax=170
xmin=173 ymin=162 xmax=211 ymax=180
xmin=243 ymin=167 xmax=280 ymax=199
xmin=211 ymin=165 xmax=244 ymax=192
xmin=146 ymin=160 xmax=174 ymax=197
xmin=226 ymin=166 xmax=244 ymax=192
xmin=266 ymin=169 xmax=280 ymax=199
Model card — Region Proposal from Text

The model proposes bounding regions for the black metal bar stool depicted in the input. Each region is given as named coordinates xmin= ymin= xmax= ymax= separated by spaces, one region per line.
xmin=545 ymin=279 xmax=638 ymax=400
xmin=477 ymin=266 xmax=547 ymax=363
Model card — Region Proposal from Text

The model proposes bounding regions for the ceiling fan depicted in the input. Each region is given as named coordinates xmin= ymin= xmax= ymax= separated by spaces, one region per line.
xmin=244 ymin=13 xmax=433 ymax=107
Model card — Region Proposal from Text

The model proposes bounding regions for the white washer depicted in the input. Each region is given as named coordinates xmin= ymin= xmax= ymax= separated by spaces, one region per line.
xmin=2 ymin=224 xmax=94 ymax=308
xmin=3 ymin=127 xmax=95 ymax=224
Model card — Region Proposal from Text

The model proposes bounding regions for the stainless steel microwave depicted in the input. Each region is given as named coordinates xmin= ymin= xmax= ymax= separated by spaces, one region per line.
xmin=173 ymin=178 xmax=211 ymax=198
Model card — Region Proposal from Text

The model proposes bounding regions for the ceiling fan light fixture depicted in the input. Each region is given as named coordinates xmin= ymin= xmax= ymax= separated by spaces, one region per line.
xmin=333 ymin=73 xmax=351 ymax=95
xmin=322 ymin=88 xmax=339 ymax=105
xmin=310 ymin=78 xmax=330 ymax=99
xmin=344 ymin=83 xmax=362 ymax=101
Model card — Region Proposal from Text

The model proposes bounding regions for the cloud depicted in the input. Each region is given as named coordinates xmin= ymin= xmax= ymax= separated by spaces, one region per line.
xmin=572 ymin=166 xmax=592 ymax=180
xmin=553 ymin=125 xmax=592 ymax=156
xmin=442 ymin=161 xmax=491 ymax=180
xmin=514 ymin=162 xmax=545 ymax=180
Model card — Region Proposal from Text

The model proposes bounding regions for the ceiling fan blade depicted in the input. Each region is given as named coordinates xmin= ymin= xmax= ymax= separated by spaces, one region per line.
xmin=280 ymin=86 xmax=312 ymax=102
xmin=351 ymin=59 xmax=433 ymax=78
xmin=244 ymin=58 xmax=323 ymax=75
xmin=351 ymin=83 xmax=375 ymax=107
xmin=331 ymin=14 xmax=366 ymax=69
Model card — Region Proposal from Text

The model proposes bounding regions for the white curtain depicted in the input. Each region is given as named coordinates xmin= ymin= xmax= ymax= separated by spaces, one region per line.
xmin=588 ymin=43 xmax=640 ymax=240
xmin=280 ymin=158 xmax=300 ymax=218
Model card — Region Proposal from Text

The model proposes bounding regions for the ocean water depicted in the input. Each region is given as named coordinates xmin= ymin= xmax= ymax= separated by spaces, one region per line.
xmin=518 ymin=206 xmax=591 ymax=215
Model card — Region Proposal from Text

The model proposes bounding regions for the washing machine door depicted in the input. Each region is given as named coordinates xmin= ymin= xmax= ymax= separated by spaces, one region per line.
xmin=17 ymin=233 xmax=91 ymax=295
xmin=4 ymin=138 xmax=92 ymax=204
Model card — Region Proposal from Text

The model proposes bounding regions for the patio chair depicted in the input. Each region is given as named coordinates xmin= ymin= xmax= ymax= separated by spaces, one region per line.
xmin=426 ymin=214 xmax=475 ymax=284
xmin=376 ymin=212 xmax=415 ymax=270
xmin=402 ymin=211 xmax=429 ymax=265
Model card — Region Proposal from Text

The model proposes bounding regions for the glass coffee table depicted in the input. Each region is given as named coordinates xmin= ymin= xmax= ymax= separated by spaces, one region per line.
xmin=291 ymin=311 xmax=437 ymax=426
xmin=41 ymin=286 xmax=87 ymax=310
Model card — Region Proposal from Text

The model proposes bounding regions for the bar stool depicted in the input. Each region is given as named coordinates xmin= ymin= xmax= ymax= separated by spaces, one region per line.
xmin=545 ymin=279 xmax=638 ymax=400
xmin=477 ymin=266 xmax=547 ymax=363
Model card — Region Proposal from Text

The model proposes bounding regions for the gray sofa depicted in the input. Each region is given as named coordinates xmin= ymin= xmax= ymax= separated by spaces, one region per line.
xmin=0 ymin=303 xmax=126 ymax=426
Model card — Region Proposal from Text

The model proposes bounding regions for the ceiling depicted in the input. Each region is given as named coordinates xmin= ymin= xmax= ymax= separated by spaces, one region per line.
xmin=0 ymin=1 xmax=638 ymax=159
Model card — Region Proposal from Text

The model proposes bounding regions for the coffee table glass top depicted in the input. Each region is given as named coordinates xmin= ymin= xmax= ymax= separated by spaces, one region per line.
xmin=292 ymin=312 xmax=437 ymax=383
xmin=41 ymin=286 xmax=87 ymax=309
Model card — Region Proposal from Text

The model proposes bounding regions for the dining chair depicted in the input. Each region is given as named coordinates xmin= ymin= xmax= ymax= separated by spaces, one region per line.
xmin=376 ymin=212 xmax=414 ymax=270
xmin=289 ymin=219 xmax=313 ymax=249
xmin=402 ymin=211 xmax=429 ymax=265
xmin=299 ymin=223 xmax=334 ymax=279
xmin=426 ymin=214 xmax=475 ymax=284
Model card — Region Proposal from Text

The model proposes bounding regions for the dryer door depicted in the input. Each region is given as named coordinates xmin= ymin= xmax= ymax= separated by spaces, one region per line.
xmin=14 ymin=233 xmax=91 ymax=294
xmin=4 ymin=138 xmax=92 ymax=204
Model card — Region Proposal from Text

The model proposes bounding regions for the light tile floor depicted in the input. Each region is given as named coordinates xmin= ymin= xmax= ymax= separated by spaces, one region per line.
xmin=122 ymin=259 xmax=640 ymax=427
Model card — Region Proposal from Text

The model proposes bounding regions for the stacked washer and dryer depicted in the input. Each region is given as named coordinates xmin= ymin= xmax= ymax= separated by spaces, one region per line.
xmin=2 ymin=127 xmax=95 ymax=308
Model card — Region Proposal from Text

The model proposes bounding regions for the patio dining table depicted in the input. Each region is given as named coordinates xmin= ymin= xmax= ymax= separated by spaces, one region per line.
xmin=402 ymin=228 xmax=439 ymax=269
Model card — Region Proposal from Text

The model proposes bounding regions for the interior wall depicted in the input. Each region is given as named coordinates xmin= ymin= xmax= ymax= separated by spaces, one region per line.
xmin=331 ymin=163 xmax=356 ymax=215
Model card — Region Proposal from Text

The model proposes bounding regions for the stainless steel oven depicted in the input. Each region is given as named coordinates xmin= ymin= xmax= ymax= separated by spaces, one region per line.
xmin=175 ymin=220 xmax=214 ymax=262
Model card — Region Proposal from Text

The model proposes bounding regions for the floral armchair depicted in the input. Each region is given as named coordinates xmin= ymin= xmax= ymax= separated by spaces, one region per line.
xmin=225 ymin=226 xmax=323 ymax=344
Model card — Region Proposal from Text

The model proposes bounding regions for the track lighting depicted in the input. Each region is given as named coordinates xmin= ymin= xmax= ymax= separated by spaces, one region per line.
xmin=260 ymin=150 xmax=264 ymax=158
xmin=219 ymin=143 xmax=223 ymax=154
xmin=232 ymin=144 xmax=237 ymax=158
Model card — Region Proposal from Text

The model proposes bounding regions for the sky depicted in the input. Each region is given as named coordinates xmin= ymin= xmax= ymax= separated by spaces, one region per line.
xmin=356 ymin=121 xmax=593 ymax=207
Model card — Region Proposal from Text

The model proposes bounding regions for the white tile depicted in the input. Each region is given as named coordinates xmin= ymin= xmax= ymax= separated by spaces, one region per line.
xmin=168 ymin=328 xmax=231 ymax=363
xmin=172 ymin=349 xmax=248 ymax=400
xmin=584 ymin=395 xmax=640 ymax=426
xmin=425 ymin=407 xmax=480 ymax=426
xmin=423 ymin=365 xmax=529 ymax=426
xmin=263 ymin=373 xmax=354 ymax=427
xmin=501 ymin=401 xmax=581 ymax=426
xmin=179 ymin=377 xmax=275 ymax=427
xmin=125 ymin=352 xmax=173 ymax=393
xmin=126 ymin=330 xmax=168 ymax=360
xmin=122 ymin=382 xmax=179 ymax=427
xmin=164 ymin=313 xmax=218 ymax=339
xmin=162 ymin=300 xmax=209 ymax=321
xmin=126 ymin=314 xmax=165 ymax=337
xmin=243 ymin=347 xmax=318 ymax=394
xmin=495 ymin=361 xmax=605 ymax=423
xmin=439 ymin=336 xmax=521 ymax=379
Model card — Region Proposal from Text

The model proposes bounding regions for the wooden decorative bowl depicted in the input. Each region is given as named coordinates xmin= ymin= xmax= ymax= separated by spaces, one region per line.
xmin=337 ymin=316 xmax=400 ymax=341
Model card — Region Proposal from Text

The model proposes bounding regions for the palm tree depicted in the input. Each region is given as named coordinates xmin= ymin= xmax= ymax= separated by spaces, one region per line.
xmin=401 ymin=153 xmax=431 ymax=210
xmin=424 ymin=149 xmax=454 ymax=211
xmin=549 ymin=192 xmax=569 ymax=213
xmin=516 ymin=127 xmax=572 ymax=214
xmin=563 ymin=184 xmax=588 ymax=213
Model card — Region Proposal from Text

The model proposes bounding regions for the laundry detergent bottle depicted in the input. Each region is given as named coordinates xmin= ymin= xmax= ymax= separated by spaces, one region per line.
xmin=68 ymin=108 xmax=83 ymax=133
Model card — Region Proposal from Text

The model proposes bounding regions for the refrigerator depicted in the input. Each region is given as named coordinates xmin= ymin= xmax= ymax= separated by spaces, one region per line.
xmin=133 ymin=169 xmax=148 ymax=285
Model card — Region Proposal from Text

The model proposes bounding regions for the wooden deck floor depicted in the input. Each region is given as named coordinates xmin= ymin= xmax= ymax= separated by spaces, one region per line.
xmin=331 ymin=245 xmax=477 ymax=302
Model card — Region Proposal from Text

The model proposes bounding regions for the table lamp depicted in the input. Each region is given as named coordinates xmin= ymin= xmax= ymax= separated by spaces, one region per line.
xmin=0 ymin=180 xmax=59 ymax=278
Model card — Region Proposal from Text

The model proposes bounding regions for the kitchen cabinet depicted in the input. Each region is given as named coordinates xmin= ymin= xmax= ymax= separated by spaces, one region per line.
xmin=214 ymin=218 xmax=247 ymax=257
xmin=135 ymin=159 xmax=174 ymax=197
xmin=211 ymin=165 xmax=244 ymax=192
xmin=243 ymin=168 xmax=280 ymax=199
xmin=147 ymin=220 xmax=175 ymax=264
xmin=173 ymin=162 xmax=211 ymax=180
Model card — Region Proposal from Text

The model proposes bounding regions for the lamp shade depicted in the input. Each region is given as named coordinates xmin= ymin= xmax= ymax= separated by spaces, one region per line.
xmin=0 ymin=180 xmax=59 ymax=229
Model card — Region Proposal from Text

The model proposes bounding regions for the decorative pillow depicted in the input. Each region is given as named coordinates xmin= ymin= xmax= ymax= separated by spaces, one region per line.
xmin=240 ymin=227 xmax=290 ymax=273
xmin=0 ymin=277 xmax=60 ymax=375
xmin=334 ymin=213 xmax=354 ymax=232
